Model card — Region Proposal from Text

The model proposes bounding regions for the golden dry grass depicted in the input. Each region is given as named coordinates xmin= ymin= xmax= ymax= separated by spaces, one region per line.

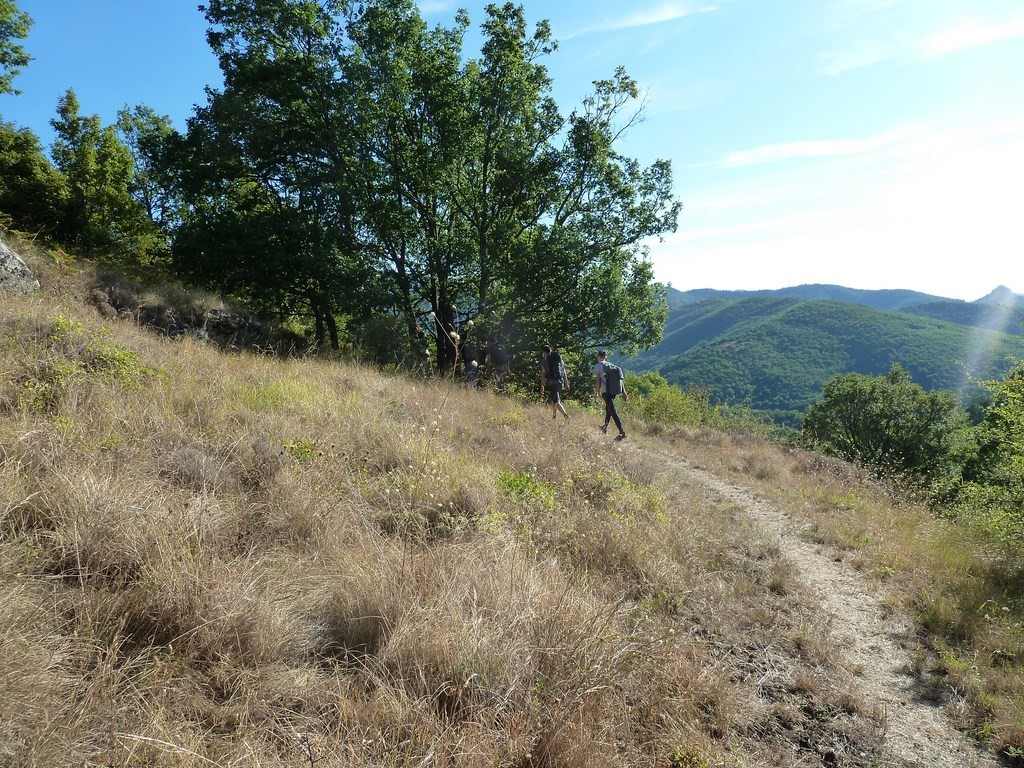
xmin=654 ymin=428 xmax=1024 ymax=763
xmin=1 ymin=245 xmax=1019 ymax=767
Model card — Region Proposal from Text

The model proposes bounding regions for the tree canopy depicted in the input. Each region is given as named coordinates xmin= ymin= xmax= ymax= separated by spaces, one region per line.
xmin=953 ymin=361 xmax=1024 ymax=543
xmin=0 ymin=0 xmax=31 ymax=95
xmin=169 ymin=0 xmax=679 ymax=365
xmin=801 ymin=364 xmax=970 ymax=481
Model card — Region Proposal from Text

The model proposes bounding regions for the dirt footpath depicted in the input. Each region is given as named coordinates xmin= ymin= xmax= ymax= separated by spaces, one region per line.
xmin=680 ymin=460 xmax=1000 ymax=768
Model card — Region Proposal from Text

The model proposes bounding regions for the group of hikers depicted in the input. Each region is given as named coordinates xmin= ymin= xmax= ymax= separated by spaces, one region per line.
xmin=460 ymin=336 xmax=511 ymax=391
xmin=540 ymin=345 xmax=628 ymax=441
xmin=458 ymin=337 xmax=628 ymax=441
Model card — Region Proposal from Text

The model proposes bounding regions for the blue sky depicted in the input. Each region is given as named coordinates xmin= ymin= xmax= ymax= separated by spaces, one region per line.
xmin=2 ymin=0 xmax=1021 ymax=301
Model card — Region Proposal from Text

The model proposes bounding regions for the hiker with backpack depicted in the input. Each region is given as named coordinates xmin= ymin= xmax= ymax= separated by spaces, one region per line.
xmin=540 ymin=344 xmax=571 ymax=421
xmin=594 ymin=350 xmax=627 ymax=440
xmin=485 ymin=335 xmax=510 ymax=391
xmin=461 ymin=338 xmax=480 ymax=388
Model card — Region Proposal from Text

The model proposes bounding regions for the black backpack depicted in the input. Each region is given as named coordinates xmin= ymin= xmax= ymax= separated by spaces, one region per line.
xmin=602 ymin=361 xmax=624 ymax=396
xmin=546 ymin=351 xmax=564 ymax=382
xmin=492 ymin=345 xmax=509 ymax=366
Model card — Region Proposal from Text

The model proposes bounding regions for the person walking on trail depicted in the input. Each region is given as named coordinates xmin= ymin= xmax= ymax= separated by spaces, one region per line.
xmin=540 ymin=344 xmax=571 ymax=421
xmin=594 ymin=350 xmax=627 ymax=440
xmin=486 ymin=335 xmax=510 ymax=391
xmin=461 ymin=338 xmax=480 ymax=388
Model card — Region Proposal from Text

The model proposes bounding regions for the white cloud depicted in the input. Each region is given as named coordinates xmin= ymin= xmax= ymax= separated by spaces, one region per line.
xmin=919 ymin=15 xmax=1024 ymax=57
xmin=721 ymin=136 xmax=894 ymax=168
xmin=815 ymin=4 xmax=1024 ymax=74
xmin=563 ymin=2 xmax=717 ymax=40
xmin=819 ymin=41 xmax=890 ymax=75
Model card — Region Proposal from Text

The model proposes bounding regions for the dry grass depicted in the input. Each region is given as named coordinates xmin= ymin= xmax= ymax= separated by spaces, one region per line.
xmin=654 ymin=427 xmax=1024 ymax=763
xmin=2 ymin=248 xmax=1016 ymax=766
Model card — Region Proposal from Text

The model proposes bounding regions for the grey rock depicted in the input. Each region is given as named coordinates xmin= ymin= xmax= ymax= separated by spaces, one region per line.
xmin=0 ymin=238 xmax=40 ymax=294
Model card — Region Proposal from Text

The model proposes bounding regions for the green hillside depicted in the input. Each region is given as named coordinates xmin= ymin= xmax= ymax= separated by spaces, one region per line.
xmin=667 ymin=284 xmax=951 ymax=310
xmin=901 ymin=300 xmax=1024 ymax=337
xmin=630 ymin=297 xmax=1024 ymax=425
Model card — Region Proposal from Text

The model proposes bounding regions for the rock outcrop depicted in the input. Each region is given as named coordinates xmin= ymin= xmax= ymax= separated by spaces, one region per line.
xmin=0 ymin=238 xmax=40 ymax=294
xmin=88 ymin=273 xmax=305 ymax=354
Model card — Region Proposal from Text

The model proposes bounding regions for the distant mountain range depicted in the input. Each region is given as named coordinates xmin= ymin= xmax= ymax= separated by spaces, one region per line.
xmin=627 ymin=285 xmax=1024 ymax=426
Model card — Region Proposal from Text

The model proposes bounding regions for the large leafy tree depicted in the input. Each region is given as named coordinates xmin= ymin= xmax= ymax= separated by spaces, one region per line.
xmin=49 ymin=89 xmax=158 ymax=268
xmin=172 ymin=0 xmax=381 ymax=348
xmin=801 ymin=364 xmax=970 ymax=481
xmin=176 ymin=0 xmax=679 ymax=363
xmin=0 ymin=0 xmax=31 ymax=95
xmin=346 ymin=2 xmax=678 ymax=370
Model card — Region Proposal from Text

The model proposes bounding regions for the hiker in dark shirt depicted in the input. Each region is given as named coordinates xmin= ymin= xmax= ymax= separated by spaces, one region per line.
xmin=461 ymin=338 xmax=480 ymax=388
xmin=485 ymin=335 xmax=510 ymax=391
xmin=540 ymin=344 xmax=570 ymax=421
xmin=594 ymin=349 xmax=627 ymax=440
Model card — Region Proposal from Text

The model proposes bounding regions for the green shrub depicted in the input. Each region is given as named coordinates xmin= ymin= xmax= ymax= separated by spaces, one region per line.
xmin=622 ymin=371 xmax=716 ymax=427
xmin=13 ymin=313 xmax=156 ymax=410
xmin=802 ymin=364 xmax=970 ymax=482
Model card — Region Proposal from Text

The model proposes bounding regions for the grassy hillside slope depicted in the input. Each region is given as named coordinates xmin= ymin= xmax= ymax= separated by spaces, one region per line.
xmin=631 ymin=297 xmax=1024 ymax=424
xmin=2 ymin=240 xmax=1022 ymax=766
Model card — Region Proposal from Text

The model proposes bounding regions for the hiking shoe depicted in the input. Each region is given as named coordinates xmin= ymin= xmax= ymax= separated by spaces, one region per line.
xmin=564 ymin=413 xmax=571 ymax=421
xmin=615 ymin=432 xmax=627 ymax=441
xmin=600 ymin=423 xmax=608 ymax=434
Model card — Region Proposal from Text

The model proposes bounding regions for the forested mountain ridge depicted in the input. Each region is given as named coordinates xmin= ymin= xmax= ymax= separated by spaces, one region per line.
xmin=629 ymin=293 xmax=1024 ymax=425
xmin=668 ymin=283 xmax=1024 ymax=316
xmin=666 ymin=284 xmax=951 ymax=311
xmin=900 ymin=285 xmax=1024 ymax=336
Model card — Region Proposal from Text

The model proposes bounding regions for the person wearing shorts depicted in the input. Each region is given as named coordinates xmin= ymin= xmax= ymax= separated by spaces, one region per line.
xmin=540 ymin=344 xmax=570 ymax=420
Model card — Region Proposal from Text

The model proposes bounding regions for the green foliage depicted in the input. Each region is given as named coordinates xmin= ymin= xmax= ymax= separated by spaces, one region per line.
xmin=621 ymin=371 xmax=716 ymax=427
xmin=13 ymin=314 xmax=156 ymax=410
xmin=0 ymin=0 xmax=31 ymax=95
xmin=115 ymin=105 xmax=181 ymax=234
xmin=282 ymin=438 xmax=317 ymax=463
xmin=174 ymin=0 xmax=678 ymax=364
xmin=170 ymin=0 xmax=381 ymax=350
xmin=497 ymin=469 xmax=555 ymax=506
xmin=49 ymin=89 xmax=163 ymax=270
xmin=801 ymin=364 xmax=970 ymax=482
xmin=948 ymin=362 xmax=1024 ymax=544
xmin=0 ymin=120 xmax=68 ymax=236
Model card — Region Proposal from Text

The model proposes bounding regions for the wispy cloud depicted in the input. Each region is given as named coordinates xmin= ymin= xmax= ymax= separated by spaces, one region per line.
xmin=562 ymin=2 xmax=717 ymax=40
xmin=819 ymin=41 xmax=890 ymax=75
xmin=721 ymin=136 xmax=893 ymax=168
xmin=919 ymin=14 xmax=1024 ymax=57
xmin=819 ymin=8 xmax=1024 ymax=74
